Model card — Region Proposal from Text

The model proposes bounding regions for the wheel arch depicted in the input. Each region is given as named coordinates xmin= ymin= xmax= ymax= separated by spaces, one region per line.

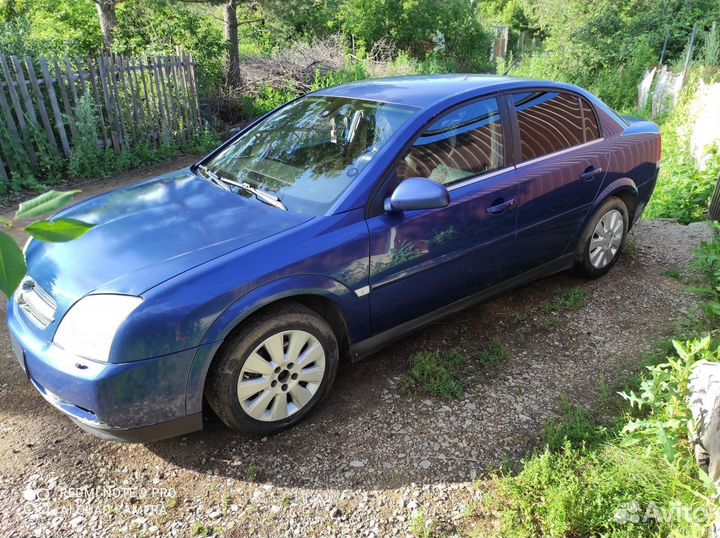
xmin=185 ymin=275 xmax=366 ymax=415
xmin=594 ymin=177 xmax=639 ymax=226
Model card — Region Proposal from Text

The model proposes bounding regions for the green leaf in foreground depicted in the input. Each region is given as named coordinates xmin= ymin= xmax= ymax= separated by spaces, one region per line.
xmin=0 ymin=232 xmax=27 ymax=297
xmin=25 ymin=219 xmax=94 ymax=242
xmin=15 ymin=190 xmax=81 ymax=219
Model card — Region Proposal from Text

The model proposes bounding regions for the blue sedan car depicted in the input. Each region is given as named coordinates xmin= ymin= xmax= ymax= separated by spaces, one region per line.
xmin=8 ymin=75 xmax=660 ymax=442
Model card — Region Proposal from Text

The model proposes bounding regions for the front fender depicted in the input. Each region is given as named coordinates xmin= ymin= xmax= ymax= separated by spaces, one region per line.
xmin=184 ymin=274 xmax=370 ymax=414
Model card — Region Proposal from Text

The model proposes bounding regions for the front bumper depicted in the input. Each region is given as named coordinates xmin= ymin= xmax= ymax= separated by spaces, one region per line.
xmin=8 ymin=298 xmax=203 ymax=443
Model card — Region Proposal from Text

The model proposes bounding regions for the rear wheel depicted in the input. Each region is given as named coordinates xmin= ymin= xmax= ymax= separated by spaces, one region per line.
xmin=206 ymin=303 xmax=339 ymax=435
xmin=574 ymin=197 xmax=629 ymax=279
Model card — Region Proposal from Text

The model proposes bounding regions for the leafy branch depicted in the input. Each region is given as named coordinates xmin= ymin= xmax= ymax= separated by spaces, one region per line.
xmin=0 ymin=190 xmax=93 ymax=298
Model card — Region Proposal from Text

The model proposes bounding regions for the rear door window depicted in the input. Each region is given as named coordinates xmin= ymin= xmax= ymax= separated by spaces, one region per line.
xmin=511 ymin=91 xmax=595 ymax=161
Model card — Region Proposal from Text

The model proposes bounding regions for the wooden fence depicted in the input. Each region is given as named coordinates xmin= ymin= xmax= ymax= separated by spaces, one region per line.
xmin=0 ymin=48 xmax=201 ymax=181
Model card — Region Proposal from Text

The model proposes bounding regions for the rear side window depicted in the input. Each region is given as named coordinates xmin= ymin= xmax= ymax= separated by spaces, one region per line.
xmin=397 ymin=97 xmax=505 ymax=186
xmin=511 ymin=91 xmax=597 ymax=161
xmin=581 ymin=97 xmax=601 ymax=141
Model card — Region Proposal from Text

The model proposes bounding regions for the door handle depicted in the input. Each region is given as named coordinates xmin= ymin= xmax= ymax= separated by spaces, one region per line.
xmin=486 ymin=198 xmax=515 ymax=214
xmin=580 ymin=167 xmax=603 ymax=181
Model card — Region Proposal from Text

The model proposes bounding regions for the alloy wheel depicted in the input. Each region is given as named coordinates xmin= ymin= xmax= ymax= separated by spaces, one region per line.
xmin=589 ymin=208 xmax=624 ymax=269
xmin=237 ymin=330 xmax=326 ymax=422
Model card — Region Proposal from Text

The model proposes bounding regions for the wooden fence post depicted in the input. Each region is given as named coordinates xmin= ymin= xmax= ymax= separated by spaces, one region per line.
xmin=0 ymin=51 xmax=200 ymax=176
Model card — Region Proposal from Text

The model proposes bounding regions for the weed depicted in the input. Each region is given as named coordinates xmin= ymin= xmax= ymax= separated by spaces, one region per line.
xmin=538 ymin=288 xmax=586 ymax=315
xmin=539 ymin=300 xmax=554 ymax=313
xmin=165 ymin=497 xmax=178 ymax=509
xmin=512 ymin=313 xmax=526 ymax=324
xmin=661 ymin=269 xmax=683 ymax=279
xmin=68 ymin=93 xmax=104 ymax=179
xmin=282 ymin=495 xmax=292 ymax=507
xmin=484 ymin=229 xmax=720 ymax=538
xmin=541 ymin=402 xmax=608 ymax=451
xmin=624 ymin=237 xmax=638 ymax=257
xmin=191 ymin=521 xmax=211 ymax=537
xmin=537 ymin=316 xmax=564 ymax=332
xmin=246 ymin=462 xmax=258 ymax=482
xmin=558 ymin=288 xmax=586 ymax=310
xmin=487 ymin=442 xmax=711 ymax=538
xmin=409 ymin=510 xmax=436 ymax=538
xmin=475 ymin=340 xmax=510 ymax=369
xmin=401 ymin=349 xmax=467 ymax=400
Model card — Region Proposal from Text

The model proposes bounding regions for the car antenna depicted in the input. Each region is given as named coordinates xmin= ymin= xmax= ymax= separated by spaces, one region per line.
xmin=503 ymin=60 xmax=519 ymax=76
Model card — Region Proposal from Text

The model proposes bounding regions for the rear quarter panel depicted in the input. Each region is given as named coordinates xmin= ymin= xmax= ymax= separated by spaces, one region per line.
xmin=592 ymin=105 xmax=660 ymax=222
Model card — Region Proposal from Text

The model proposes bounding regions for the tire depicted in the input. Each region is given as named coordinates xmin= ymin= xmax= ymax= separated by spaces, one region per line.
xmin=574 ymin=196 xmax=629 ymax=279
xmin=205 ymin=302 xmax=339 ymax=435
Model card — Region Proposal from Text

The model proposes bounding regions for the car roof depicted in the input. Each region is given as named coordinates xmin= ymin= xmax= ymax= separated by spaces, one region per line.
xmin=312 ymin=74 xmax=581 ymax=108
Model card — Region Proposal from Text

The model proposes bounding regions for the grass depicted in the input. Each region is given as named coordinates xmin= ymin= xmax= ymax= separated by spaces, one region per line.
xmin=661 ymin=269 xmax=683 ymax=279
xmin=533 ymin=288 xmax=587 ymax=332
xmin=541 ymin=401 xmax=609 ymax=451
xmin=484 ymin=443 xmax=710 ymax=538
xmin=537 ymin=316 xmax=564 ymax=332
xmin=401 ymin=349 xmax=468 ymax=400
xmin=538 ymin=288 xmax=587 ymax=314
xmin=465 ymin=229 xmax=720 ymax=538
xmin=246 ymin=463 xmax=258 ymax=482
xmin=410 ymin=511 xmax=436 ymax=538
xmin=191 ymin=521 xmax=212 ymax=537
xmin=624 ymin=237 xmax=639 ymax=258
xmin=559 ymin=289 xmax=587 ymax=310
xmin=402 ymin=340 xmax=511 ymax=400
xmin=475 ymin=340 xmax=510 ymax=370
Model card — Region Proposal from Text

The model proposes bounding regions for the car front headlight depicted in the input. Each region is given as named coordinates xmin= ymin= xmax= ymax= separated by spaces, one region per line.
xmin=54 ymin=295 xmax=143 ymax=362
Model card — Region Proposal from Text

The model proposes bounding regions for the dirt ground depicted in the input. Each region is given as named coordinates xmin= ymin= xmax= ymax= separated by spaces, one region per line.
xmin=0 ymin=159 xmax=713 ymax=537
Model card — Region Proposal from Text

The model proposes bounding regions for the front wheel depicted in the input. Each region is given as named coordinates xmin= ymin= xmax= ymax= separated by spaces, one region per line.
xmin=205 ymin=303 xmax=339 ymax=435
xmin=574 ymin=197 xmax=629 ymax=279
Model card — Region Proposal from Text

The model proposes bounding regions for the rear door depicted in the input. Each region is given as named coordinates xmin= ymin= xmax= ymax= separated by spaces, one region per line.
xmin=365 ymin=96 xmax=519 ymax=335
xmin=508 ymin=90 xmax=609 ymax=271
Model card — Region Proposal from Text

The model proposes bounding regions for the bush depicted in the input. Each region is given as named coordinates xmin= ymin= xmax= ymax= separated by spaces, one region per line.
xmin=68 ymin=93 xmax=103 ymax=179
xmin=645 ymin=76 xmax=720 ymax=224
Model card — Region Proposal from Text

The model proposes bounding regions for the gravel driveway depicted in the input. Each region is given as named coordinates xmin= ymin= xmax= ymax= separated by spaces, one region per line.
xmin=0 ymin=162 xmax=713 ymax=537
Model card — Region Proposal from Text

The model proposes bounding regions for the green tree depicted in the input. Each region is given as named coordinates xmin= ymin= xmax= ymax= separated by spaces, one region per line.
xmin=339 ymin=0 xmax=491 ymax=70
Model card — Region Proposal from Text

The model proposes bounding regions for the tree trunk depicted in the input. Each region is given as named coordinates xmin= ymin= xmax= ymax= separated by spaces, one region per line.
xmin=95 ymin=0 xmax=118 ymax=51
xmin=224 ymin=0 xmax=241 ymax=87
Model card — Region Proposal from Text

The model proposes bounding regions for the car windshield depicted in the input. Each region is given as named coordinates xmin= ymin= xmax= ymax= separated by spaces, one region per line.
xmin=203 ymin=96 xmax=418 ymax=214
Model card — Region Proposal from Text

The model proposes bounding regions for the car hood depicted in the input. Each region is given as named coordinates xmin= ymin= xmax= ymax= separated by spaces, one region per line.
xmin=25 ymin=168 xmax=311 ymax=312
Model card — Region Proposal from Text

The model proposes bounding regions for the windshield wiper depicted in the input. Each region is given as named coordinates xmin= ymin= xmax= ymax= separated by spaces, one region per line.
xmin=198 ymin=164 xmax=231 ymax=191
xmin=198 ymin=164 xmax=287 ymax=211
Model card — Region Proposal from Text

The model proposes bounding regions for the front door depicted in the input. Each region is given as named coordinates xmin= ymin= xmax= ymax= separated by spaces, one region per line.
xmin=366 ymin=96 xmax=520 ymax=335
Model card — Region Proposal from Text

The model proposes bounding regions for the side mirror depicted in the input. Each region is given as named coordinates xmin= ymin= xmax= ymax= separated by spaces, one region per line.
xmin=384 ymin=177 xmax=450 ymax=213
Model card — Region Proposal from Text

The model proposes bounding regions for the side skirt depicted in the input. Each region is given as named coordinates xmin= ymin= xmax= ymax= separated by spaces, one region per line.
xmin=350 ymin=253 xmax=576 ymax=362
